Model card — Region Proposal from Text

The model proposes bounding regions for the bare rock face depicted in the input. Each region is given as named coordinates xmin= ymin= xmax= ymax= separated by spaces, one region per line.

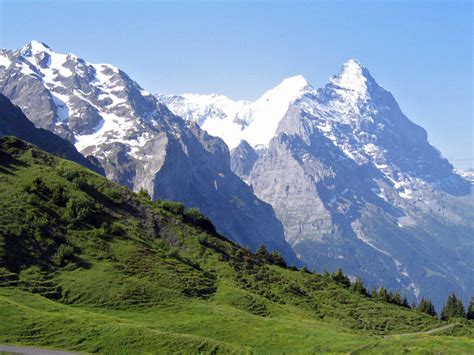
xmin=248 ymin=61 xmax=472 ymax=308
xmin=163 ymin=59 xmax=473 ymax=308
xmin=0 ymin=41 xmax=299 ymax=265
xmin=230 ymin=140 xmax=259 ymax=181
xmin=0 ymin=93 xmax=103 ymax=174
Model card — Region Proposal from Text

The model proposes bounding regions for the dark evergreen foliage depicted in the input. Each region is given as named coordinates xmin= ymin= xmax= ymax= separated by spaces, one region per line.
xmin=417 ymin=298 xmax=437 ymax=317
xmin=441 ymin=293 xmax=466 ymax=320
xmin=138 ymin=187 xmax=151 ymax=201
xmin=350 ymin=277 xmax=367 ymax=296
xmin=268 ymin=251 xmax=287 ymax=268
xmin=466 ymin=298 xmax=474 ymax=320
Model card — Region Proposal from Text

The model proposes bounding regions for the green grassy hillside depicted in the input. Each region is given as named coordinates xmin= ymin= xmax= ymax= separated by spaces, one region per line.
xmin=0 ymin=136 xmax=472 ymax=354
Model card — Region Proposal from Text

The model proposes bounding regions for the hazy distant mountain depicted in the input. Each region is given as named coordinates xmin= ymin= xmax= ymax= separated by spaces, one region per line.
xmin=158 ymin=75 xmax=309 ymax=150
xmin=457 ymin=168 xmax=474 ymax=184
xmin=159 ymin=60 xmax=473 ymax=308
xmin=0 ymin=41 xmax=298 ymax=263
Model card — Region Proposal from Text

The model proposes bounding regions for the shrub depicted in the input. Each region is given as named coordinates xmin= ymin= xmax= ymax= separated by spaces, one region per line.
xmin=183 ymin=208 xmax=215 ymax=233
xmin=103 ymin=187 xmax=122 ymax=203
xmin=158 ymin=200 xmax=185 ymax=215
xmin=52 ymin=244 xmax=75 ymax=266
xmin=255 ymin=245 xmax=270 ymax=260
xmin=197 ymin=233 xmax=209 ymax=245
xmin=51 ymin=185 xmax=67 ymax=206
xmin=167 ymin=247 xmax=180 ymax=258
xmin=301 ymin=266 xmax=311 ymax=274
xmin=138 ymin=187 xmax=151 ymax=201
xmin=268 ymin=251 xmax=287 ymax=268
xmin=71 ymin=175 xmax=88 ymax=189
xmin=25 ymin=177 xmax=50 ymax=197
xmin=160 ymin=200 xmax=184 ymax=215
xmin=56 ymin=161 xmax=81 ymax=181
xmin=350 ymin=277 xmax=368 ymax=296
xmin=66 ymin=195 xmax=94 ymax=222
xmin=110 ymin=221 xmax=126 ymax=236
xmin=332 ymin=268 xmax=351 ymax=288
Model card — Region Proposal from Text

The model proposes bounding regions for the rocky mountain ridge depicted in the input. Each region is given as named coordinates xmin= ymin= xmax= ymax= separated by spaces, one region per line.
xmin=0 ymin=41 xmax=298 ymax=264
xmin=0 ymin=93 xmax=103 ymax=174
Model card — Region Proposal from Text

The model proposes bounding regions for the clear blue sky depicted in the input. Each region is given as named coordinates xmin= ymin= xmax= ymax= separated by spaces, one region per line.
xmin=0 ymin=0 xmax=472 ymax=169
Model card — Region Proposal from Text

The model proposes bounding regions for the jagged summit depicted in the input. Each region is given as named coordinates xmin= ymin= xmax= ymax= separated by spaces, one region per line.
xmin=328 ymin=58 xmax=378 ymax=95
xmin=21 ymin=40 xmax=52 ymax=54
xmin=236 ymin=139 xmax=254 ymax=150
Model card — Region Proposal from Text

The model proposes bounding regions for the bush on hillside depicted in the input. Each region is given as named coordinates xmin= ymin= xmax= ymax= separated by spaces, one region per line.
xmin=138 ymin=187 xmax=151 ymax=201
xmin=268 ymin=251 xmax=287 ymax=268
xmin=25 ymin=177 xmax=50 ymax=197
xmin=56 ymin=161 xmax=81 ymax=181
xmin=332 ymin=268 xmax=351 ymax=288
xmin=183 ymin=208 xmax=216 ymax=233
xmin=66 ymin=195 xmax=94 ymax=223
xmin=350 ymin=277 xmax=368 ymax=296
xmin=52 ymin=244 xmax=75 ymax=266
xmin=102 ymin=187 xmax=123 ymax=203
xmin=51 ymin=185 xmax=68 ymax=206
xmin=158 ymin=200 xmax=185 ymax=215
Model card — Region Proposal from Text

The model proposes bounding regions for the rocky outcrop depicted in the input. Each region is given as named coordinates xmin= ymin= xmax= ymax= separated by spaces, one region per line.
xmin=0 ymin=93 xmax=103 ymax=174
xmin=230 ymin=140 xmax=259 ymax=181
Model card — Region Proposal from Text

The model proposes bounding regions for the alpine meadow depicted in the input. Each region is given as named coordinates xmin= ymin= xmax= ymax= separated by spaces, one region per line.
xmin=0 ymin=0 xmax=472 ymax=353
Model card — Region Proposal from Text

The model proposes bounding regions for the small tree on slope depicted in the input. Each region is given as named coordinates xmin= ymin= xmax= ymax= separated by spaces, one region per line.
xmin=441 ymin=293 xmax=465 ymax=320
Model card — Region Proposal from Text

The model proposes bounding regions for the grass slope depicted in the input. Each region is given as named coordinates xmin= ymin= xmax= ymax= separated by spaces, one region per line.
xmin=0 ymin=136 xmax=472 ymax=353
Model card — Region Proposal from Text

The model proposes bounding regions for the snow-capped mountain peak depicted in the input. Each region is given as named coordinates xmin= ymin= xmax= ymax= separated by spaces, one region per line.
xmin=331 ymin=59 xmax=367 ymax=87
xmin=158 ymin=75 xmax=311 ymax=149
xmin=21 ymin=40 xmax=52 ymax=55
xmin=0 ymin=41 xmax=160 ymax=152
xmin=326 ymin=59 xmax=381 ymax=104
xmin=262 ymin=74 xmax=309 ymax=100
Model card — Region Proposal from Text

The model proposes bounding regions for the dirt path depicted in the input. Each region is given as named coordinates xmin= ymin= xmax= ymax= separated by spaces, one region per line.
xmin=383 ymin=323 xmax=456 ymax=338
xmin=349 ymin=324 xmax=458 ymax=354
xmin=0 ymin=344 xmax=76 ymax=355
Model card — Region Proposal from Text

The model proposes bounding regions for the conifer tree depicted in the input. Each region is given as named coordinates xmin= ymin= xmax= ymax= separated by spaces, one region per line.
xmin=300 ymin=265 xmax=311 ymax=274
xmin=401 ymin=295 xmax=409 ymax=308
xmin=466 ymin=298 xmax=474 ymax=320
xmin=441 ymin=293 xmax=465 ymax=320
xmin=138 ymin=187 xmax=151 ymax=201
xmin=350 ymin=277 xmax=367 ymax=296
xmin=387 ymin=291 xmax=394 ymax=303
xmin=417 ymin=298 xmax=437 ymax=317
xmin=255 ymin=245 xmax=269 ymax=260
xmin=393 ymin=291 xmax=402 ymax=306
xmin=331 ymin=268 xmax=351 ymax=288
xmin=268 ymin=250 xmax=287 ymax=267
xmin=378 ymin=287 xmax=389 ymax=302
